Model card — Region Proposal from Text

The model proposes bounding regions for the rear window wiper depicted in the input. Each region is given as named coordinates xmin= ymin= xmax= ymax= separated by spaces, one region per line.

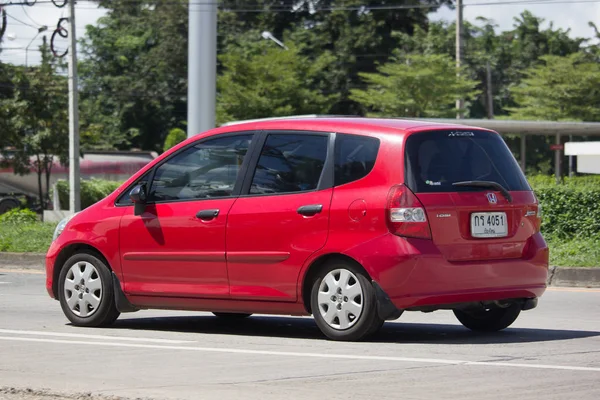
xmin=452 ymin=181 xmax=513 ymax=203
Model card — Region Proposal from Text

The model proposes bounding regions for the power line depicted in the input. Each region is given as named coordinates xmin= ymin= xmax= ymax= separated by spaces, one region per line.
xmin=4 ymin=11 xmax=38 ymax=29
xmin=20 ymin=4 xmax=45 ymax=27
xmin=4 ymin=0 xmax=600 ymax=11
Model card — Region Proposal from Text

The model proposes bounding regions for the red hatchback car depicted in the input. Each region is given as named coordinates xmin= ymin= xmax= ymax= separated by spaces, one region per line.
xmin=46 ymin=117 xmax=549 ymax=341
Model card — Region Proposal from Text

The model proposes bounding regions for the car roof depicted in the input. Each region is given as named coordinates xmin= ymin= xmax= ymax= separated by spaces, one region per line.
xmin=212 ymin=116 xmax=495 ymax=137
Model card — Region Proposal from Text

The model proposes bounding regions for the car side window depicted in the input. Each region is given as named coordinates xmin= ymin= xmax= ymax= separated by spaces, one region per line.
xmin=149 ymin=134 xmax=253 ymax=202
xmin=334 ymin=134 xmax=380 ymax=186
xmin=249 ymin=133 xmax=328 ymax=195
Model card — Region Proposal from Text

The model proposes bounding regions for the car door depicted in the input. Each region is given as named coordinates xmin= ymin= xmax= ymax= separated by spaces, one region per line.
xmin=119 ymin=133 xmax=255 ymax=298
xmin=226 ymin=131 xmax=334 ymax=301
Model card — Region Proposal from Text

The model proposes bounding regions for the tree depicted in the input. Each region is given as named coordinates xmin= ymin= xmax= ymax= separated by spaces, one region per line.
xmin=79 ymin=0 xmax=451 ymax=151
xmin=350 ymin=53 xmax=480 ymax=118
xmin=509 ymin=53 xmax=600 ymax=121
xmin=0 ymin=37 xmax=68 ymax=214
xmin=80 ymin=0 xmax=188 ymax=151
xmin=163 ymin=128 xmax=187 ymax=152
xmin=216 ymin=40 xmax=337 ymax=123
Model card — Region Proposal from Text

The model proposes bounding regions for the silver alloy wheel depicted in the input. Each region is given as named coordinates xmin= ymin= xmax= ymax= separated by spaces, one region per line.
xmin=317 ymin=269 xmax=363 ymax=330
xmin=63 ymin=261 xmax=103 ymax=317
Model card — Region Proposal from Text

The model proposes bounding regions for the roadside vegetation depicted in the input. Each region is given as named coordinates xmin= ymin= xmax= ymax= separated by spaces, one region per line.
xmin=1 ymin=176 xmax=598 ymax=267
xmin=0 ymin=209 xmax=56 ymax=253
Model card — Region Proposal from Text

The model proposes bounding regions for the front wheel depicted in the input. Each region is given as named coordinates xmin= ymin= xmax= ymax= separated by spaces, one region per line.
xmin=58 ymin=252 xmax=120 ymax=327
xmin=311 ymin=262 xmax=383 ymax=341
xmin=453 ymin=304 xmax=521 ymax=332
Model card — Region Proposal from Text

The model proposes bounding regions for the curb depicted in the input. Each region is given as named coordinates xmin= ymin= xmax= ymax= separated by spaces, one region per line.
xmin=547 ymin=265 xmax=600 ymax=288
xmin=0 ymin=252 xmax=46 ymax=270
xmin=0 ymin=252 xmax=599 ymax=288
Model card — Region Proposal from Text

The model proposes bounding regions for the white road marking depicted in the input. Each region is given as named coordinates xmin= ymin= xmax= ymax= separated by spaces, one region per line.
xmin=0 ymin=329 xmax=196 ymax=344
xmin=0 ymin=335 xmax=598 ymax=373
xmin=0 ymin=268 xmax=44 ymax=274
xmin=0 ymin=282 xmax=10 ymax=284
xmin=547 ymin=287 xmax=600 ymax=293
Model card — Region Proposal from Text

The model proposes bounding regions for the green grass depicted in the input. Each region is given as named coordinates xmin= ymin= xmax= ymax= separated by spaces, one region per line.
xmin=547 ymin=236 xmax=600 ymax=267
xmin=0 ymin=222 xmax=57 ymax=253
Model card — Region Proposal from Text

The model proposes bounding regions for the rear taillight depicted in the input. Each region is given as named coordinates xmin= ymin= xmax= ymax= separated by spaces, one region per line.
xmin=386 ymin=184 xmax=432 ymax=239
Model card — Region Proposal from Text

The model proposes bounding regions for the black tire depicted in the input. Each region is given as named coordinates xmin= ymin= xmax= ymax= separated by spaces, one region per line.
xmin=58 ymin=252 xmax=120 ymax=327
xmin=366 ymin=318 xmax=385 ymax=336
xmin=453 ymin=303 xmax=521 ymax=332
xmin=310 ymin=261 xmax=383 ymax=341
xmin=212 ymin=312 xmax=252 ymax=319
xmin=0 ymin=199 xmax=19 ymax=215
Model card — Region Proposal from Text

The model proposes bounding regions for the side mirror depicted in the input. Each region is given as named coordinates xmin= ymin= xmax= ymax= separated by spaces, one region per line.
xmin=129 ymin=184 xmax=147 ymax=216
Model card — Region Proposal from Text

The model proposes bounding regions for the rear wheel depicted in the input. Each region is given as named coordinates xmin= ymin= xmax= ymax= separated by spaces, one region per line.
xmin=212 ymin=312 xmax=252 ymax=319
xmin=310 ymin=262 xmax=383 ymax=341
xmin=58 ymin=252 xmax=120 ymax=327
xmin=0 ymin=199 xmax=19 ymax=215
xmin=453 ymin=303 xmax=521 ymax=332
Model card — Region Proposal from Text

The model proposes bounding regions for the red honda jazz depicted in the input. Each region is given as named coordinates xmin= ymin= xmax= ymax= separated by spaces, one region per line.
xmin=46 ymin=117 xmax=548 ymax=341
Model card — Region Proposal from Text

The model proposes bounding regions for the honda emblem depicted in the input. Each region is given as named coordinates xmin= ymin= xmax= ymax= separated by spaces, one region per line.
xmin=486 ymin=193 xmax=498 ymax=204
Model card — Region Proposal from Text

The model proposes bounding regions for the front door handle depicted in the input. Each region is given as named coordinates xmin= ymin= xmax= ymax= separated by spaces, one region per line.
xmin=196 ymin=209 xmax=220 ymax=221
xmin=297 ymin=204 xmax=323 ymax=216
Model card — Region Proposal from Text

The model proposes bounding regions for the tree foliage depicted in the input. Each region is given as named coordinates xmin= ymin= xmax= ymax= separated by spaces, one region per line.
xmin=0 ymin=38 xmax=68 ymax=213
xmin=350 ymin=53 xmax=480 ymax=117
xmin=509 ymin=53 xmax=600 ymax=121
xmin=3 ymin=3 xmax=600 ymax=177
xmin=217 ymin=41 xmax=337 ymax=123
xmin=163 ymin=128 xmax=187 ymax=152
xmin=78 ymin=0 xmax=451 ymax=149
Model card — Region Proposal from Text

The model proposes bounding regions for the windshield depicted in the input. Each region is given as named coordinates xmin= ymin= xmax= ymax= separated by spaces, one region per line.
xmin=404 ymin=130 xmax=530 ymax=193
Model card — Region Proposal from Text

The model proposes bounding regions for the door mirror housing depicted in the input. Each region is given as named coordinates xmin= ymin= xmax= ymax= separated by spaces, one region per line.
xmin=129 ymin=184 xmax=147 ymax=216
xmin=130 ymin=184 xmax=147 ymax=203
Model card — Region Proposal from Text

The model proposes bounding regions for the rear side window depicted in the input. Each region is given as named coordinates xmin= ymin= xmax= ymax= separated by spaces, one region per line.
xmin=334 ymin=134 xmax=380 ymax=186
xmin=404 ymin=130 xmax=530 ymax=193
xmin=249 ymin=134 xmax=328 ymax=194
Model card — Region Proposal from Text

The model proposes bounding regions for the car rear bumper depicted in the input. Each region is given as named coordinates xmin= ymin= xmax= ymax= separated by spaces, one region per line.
xmin=349 ymin=232 xmax=549 ymax=311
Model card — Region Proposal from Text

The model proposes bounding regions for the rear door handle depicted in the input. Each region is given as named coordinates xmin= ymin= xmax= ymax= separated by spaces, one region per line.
xmin=196 ymin=209 xmax=220 ymax=221
xmin=297 ymin=204 xmax=323 ymax=216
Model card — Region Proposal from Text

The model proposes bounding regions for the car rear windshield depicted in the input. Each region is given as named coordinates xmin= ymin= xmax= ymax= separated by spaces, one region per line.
xmin=404 ymin=130 xmax=530 ymax=193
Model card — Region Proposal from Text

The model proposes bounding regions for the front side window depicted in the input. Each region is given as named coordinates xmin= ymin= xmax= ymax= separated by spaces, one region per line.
xmin=149 ymin=134 xmax=253 ymax=202
xmin=249 ymin=133 xmax=329 ymax=195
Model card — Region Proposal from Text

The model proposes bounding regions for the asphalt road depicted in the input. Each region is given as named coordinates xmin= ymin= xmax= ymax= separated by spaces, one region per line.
xmin=0 ymin=269 xmax=599 ymax=400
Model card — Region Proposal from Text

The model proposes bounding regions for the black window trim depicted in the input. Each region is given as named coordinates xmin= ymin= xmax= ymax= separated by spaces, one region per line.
xmin=114 ymin=130 xmax=258 ymax=206
xmin=238 ymin=130 xmax=336 ymax=198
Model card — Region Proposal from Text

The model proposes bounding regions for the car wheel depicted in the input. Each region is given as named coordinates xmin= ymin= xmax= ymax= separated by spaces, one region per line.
xmin=212 ymin=312 xmax=252 ymax=319
xmin=310 ymin=262 xmax=383 ymax=341
xmin=0 ymin=199 xmax=19 ymax=215
xmin=453 ymin=303 xmax=521 ymax=332
xmin=58 ymin=252 xmax=120 ymax=327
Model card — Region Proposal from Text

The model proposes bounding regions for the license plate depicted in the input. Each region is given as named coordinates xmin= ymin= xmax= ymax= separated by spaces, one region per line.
xmin=471 ymin=212 xmax=508 ymax=238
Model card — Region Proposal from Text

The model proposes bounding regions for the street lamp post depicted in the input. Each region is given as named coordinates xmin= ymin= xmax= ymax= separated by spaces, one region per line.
xmin=261 ymin=31 xmax=288 ymax=50
xmin=25 ymin=25 xmax=48 ymax=67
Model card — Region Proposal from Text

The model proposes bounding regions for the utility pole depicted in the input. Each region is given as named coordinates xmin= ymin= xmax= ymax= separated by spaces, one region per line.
xmin=486 ymin=61 xmax=494 ymax=119
xmin=68 ymin=0 xmax=80 ymax=213
xmin=568 ymin=134 xmax=574 ymax=177
xmin=455 ymin=0 xmax=464 ymax=119
xmin=187 ymin=0 xmax=217 ymax=138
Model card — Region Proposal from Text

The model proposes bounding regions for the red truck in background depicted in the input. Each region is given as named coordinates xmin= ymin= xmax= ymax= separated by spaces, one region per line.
xmin=0 ymin=151 xmax=156 ymax=214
